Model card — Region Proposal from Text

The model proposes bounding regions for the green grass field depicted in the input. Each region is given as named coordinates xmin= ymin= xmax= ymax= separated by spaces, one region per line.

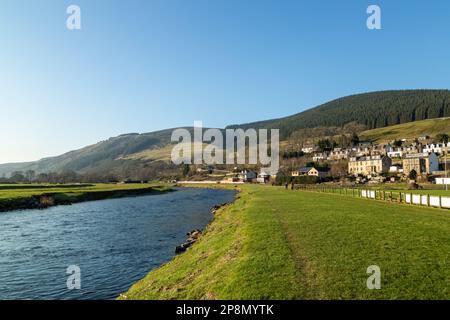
xmin=121 ymin=184 xmax=450 ymax=300
xmin=0 ymin=183 xmax=161 ymax=200
xmin=0 ymin=183 xmax=171 ymax=211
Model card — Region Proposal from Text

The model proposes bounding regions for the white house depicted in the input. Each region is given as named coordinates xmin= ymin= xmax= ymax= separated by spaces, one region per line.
xmin=389 ymin=165 xmax=403 ymax=173
xmin=387 ymin=148 xmax=403 ymax=158
xmin=312 ymin=152 xmax=328 ymax=161
xmin=257 ymin=171 xmax=271 ymax=184
xmin=238 ymin=170 xmax=257 ymax=182
xmin=301 ymin=146 xmax=316 ymax=154
xmin=423 ymin=142 xmax=450 ymax=155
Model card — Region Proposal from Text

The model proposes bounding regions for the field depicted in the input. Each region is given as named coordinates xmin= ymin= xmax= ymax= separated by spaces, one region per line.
xmin=359 ymin=117 xmax=450 ymax=143
xmin=121 ymin=184 xmax=450 ymax=299
xmin=0 ymin=183 xmax=171 ymax=211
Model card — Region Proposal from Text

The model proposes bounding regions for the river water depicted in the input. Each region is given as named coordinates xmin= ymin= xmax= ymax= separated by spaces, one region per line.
xmin=0 ymin=188 xmax=235 ymax=300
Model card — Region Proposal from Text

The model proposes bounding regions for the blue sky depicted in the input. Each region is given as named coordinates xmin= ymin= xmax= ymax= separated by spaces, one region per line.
xmin=1 ymin=0 xmax=450 ymax=164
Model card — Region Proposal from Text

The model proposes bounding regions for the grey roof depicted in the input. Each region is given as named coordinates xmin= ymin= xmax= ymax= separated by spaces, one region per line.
xmin=298 ymin=166 xmax=330 ymax=173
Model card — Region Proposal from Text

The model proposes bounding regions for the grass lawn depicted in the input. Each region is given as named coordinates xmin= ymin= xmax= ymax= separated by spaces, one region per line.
xmin=0 ymin=183 xmax=171 ymax=211
xmin=121 ymin=184 xmax=450 ymax=300
xmin=0 ymin=183 xmax=166 ymax=200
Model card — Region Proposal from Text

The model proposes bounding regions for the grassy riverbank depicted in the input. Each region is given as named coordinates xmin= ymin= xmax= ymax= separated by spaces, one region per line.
xmin=120 ymin=184 xmax=450 ymax=300
xmin=0 ymin=183 xmax=172 ymax=212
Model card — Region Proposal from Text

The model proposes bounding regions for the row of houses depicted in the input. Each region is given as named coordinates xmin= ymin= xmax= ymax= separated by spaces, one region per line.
xmin=348 ymin=152 xmax=440 ymax=176
xmin=306 ymin=142 xmax=450 ymax=162
xmin=289 ymin=152 xmax=441 ymax=180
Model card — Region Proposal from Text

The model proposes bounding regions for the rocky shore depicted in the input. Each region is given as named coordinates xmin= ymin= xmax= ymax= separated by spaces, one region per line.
xmin=174 ymin=202 xmax=230 ymax=254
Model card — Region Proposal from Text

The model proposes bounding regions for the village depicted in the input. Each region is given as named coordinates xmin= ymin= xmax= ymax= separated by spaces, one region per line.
xmin=187 ymin=135 xmax=450 ymax=188
xmin=292 ymin=138 xmax=450 ymax=184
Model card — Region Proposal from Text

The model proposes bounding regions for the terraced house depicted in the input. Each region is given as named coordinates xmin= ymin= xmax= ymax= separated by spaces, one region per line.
xmin=348 ymin=155 xmax=392 ymax=176
xmin=402 ymin=152 xmax=439 ymax=175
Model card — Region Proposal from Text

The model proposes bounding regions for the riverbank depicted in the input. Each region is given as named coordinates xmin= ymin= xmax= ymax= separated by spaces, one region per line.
xmin=0 ymin=187 xmax=234 ymax=300
xmin=0 ymin=184 xmax=173 ymax=212
xmin=120 ymin=184 xmax=450 ymax=299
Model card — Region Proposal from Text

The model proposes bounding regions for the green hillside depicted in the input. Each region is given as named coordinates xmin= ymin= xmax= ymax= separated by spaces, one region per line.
xmin=228 ymin=90 xmax=450 ymax=139
xmin=360 ymin=117 xmax=450 ymax=143
xmin=0 ymin=128 xmax=181 ymax=177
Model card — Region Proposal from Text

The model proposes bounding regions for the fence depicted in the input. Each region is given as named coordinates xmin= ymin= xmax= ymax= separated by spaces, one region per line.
xmin=295 ymin=185 xmax=450 ymax=209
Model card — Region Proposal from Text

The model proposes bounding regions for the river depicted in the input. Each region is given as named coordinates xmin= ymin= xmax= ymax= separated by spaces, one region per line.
xmin=0 ymin=187 xmax=235 ymax=300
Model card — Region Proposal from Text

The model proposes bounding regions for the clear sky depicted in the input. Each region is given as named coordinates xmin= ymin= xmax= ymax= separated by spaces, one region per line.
xmin=1 ymin=0 xmax=450 ymax=164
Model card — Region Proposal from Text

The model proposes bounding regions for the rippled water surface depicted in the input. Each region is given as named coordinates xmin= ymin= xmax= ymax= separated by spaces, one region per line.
xmin=0 ymin=188 xmax=235 ymax=300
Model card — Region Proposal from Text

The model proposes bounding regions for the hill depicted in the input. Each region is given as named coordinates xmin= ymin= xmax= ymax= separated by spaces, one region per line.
xmin=359 ymin=117 xmax=450 ymax=143
xmin=1 ymin=89 xmax=449 ymax=178
xmin=0 ymin=128 xmax=182 ymax=178
xmin=227 ymin=90 xmax=450 ymax=139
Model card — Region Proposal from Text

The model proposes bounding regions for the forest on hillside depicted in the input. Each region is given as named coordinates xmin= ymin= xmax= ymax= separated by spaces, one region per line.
xmin=228 ymin=90 xmax=450 ymax=139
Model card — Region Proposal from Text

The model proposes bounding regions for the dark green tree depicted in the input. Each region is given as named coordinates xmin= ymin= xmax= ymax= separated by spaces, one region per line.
xmin=317 ymin=139 xmax=336 ymax=151
xmin=408 ymin=169 xmax=417 ymax=181
xmin=351 ymin=132 xmax=360 ymax=146
xmin=393 ymin=140 xmax=403 ymax=147
xmin=436 ymin=133 xmax=449 ymax=144
xmin=182 ymin=163 xmax=190 ymax=177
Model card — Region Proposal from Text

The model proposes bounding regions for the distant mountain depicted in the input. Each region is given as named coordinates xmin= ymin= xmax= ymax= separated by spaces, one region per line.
xmin=0 ymin=128 xmax=181 ymax=177
xmin=1 ymin=90 xmax=449 ymax=178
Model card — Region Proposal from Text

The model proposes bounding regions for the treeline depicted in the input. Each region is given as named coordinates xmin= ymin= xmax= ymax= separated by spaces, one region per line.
xmin=229 ymin=90 xmax=450 ymax=139
xmin=0 ymin=160 xmax=188 ymax=184
xmin=0 ymin=170 xmax=120 ymax=184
